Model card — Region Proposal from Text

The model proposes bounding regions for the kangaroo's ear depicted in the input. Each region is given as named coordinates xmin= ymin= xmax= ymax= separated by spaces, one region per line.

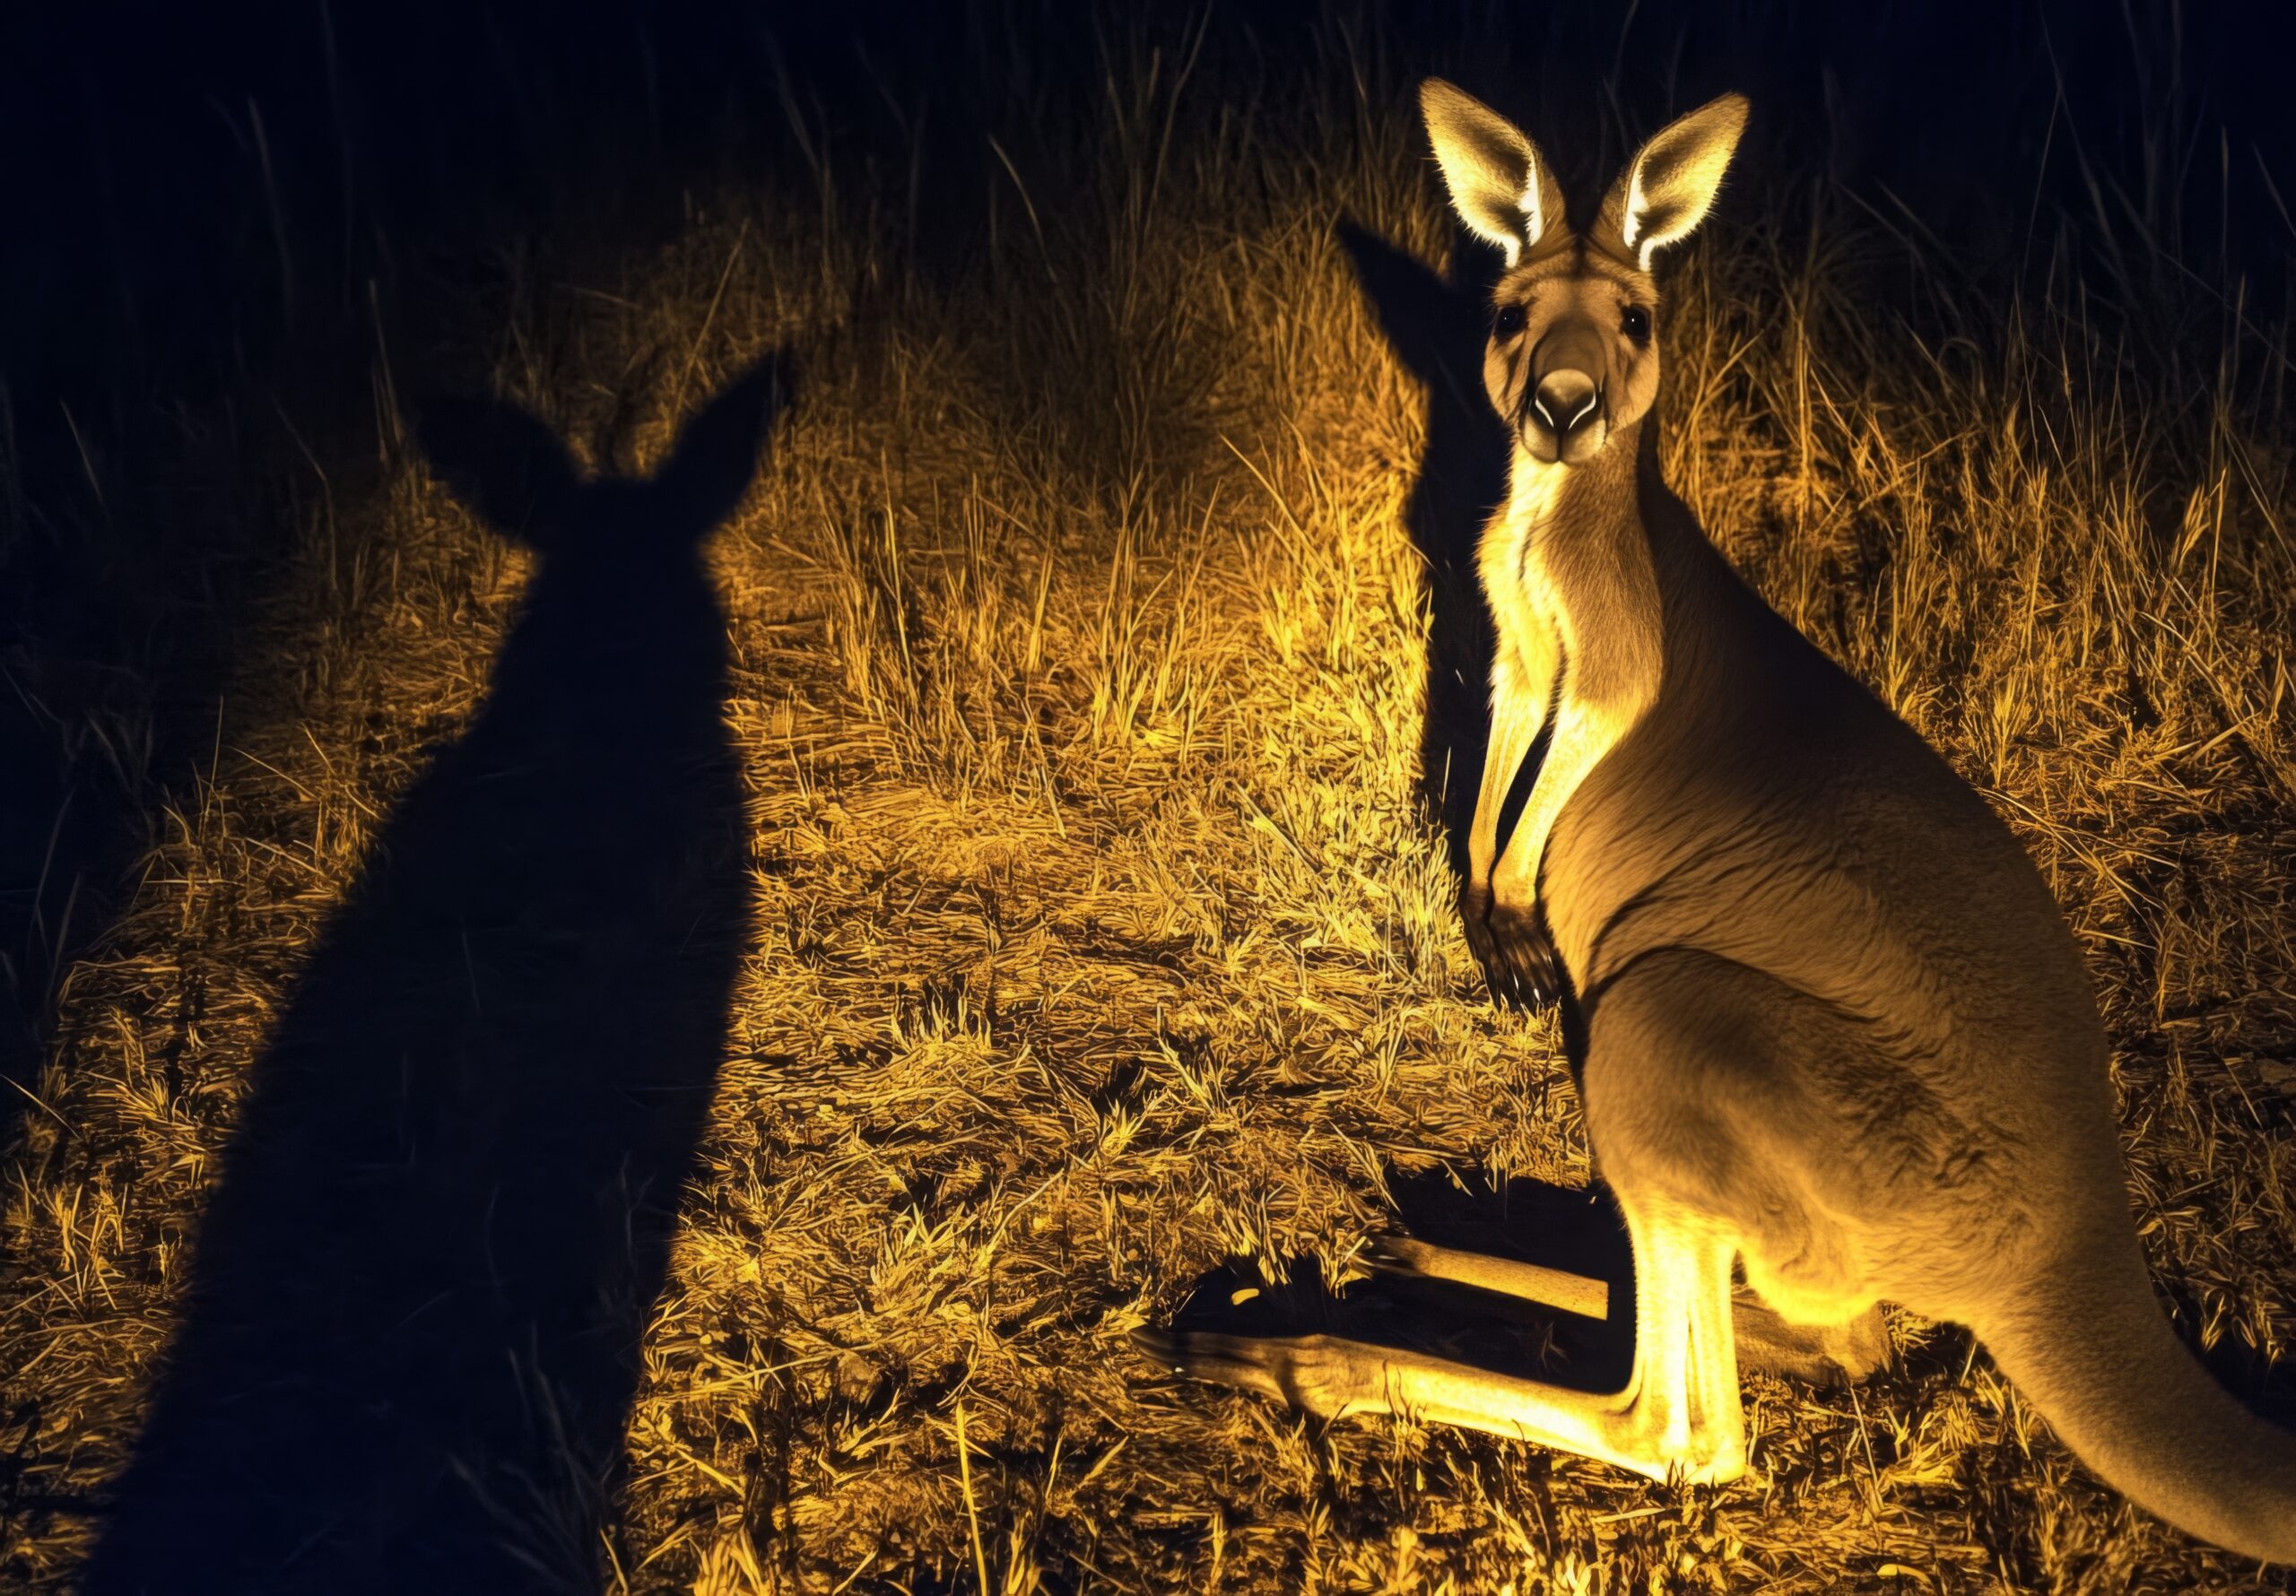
xmin=653 ymin=351 xmax=795 ymax=533
xmin=415 ymin=395 xmax=581 ymax=546
xmin=1596 ymin=93 xmax=1749 ymax=272
xmin=1419 ymin=79 xmax=1565 ymax=267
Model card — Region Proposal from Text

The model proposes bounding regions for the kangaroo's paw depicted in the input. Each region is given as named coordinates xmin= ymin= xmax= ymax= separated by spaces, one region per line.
xmin=1731 ymin=1295 xmax=1891 ymax=1387
xmin=1461 ymin=887 xmax=1565 ymax=1009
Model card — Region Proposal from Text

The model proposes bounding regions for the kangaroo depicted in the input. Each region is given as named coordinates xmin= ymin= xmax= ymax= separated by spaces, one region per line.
xmin=1143 ymin=83 xmax=2296 ymax=1563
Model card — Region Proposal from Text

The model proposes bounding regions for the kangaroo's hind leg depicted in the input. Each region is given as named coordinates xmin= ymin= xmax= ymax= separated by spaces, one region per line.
xmin=1363 ymin=1232 xmax=1888 ymax=1386
xmin=1137 ymin=955 xmax=1834 ymax=1482
xmin=1137 ymin=1191 xmax=1745 ymax=1485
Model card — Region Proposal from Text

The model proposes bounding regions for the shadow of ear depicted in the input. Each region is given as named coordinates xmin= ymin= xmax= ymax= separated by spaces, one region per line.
xmin=1337 ymin=219 xmax=1491 ymax=387
xmin=654 ymin=351 xmax=796 ymax=531
xmin=413 ymin=351 xmax=796 ymax=551
xmin=413 ymin=394 xmax=583 ymax=546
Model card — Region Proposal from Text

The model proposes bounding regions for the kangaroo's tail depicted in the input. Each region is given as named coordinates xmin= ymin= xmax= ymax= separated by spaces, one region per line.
xmin=1978 ymin=1230 xmax=2296 ymax=1564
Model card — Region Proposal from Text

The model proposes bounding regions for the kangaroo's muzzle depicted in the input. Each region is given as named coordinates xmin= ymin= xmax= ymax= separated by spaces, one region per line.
xmin=1522 ymin=320 xmax=1608 ymax=464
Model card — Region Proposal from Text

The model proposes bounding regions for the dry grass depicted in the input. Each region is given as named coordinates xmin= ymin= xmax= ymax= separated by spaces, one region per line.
xmin=4 ymin=23 xmax=2295 ymax=1596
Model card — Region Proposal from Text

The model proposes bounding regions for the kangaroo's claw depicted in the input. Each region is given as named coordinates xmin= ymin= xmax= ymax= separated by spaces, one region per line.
xmin=1360 ymin=1232 xmax=1418 ymax=1277
xmin=1129 ymin=1325 xmax=1184 ymax=1370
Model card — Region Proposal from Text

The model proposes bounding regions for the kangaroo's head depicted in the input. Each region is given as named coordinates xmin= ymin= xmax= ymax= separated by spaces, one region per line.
xmin=1420 ymin=81 xmax=1747 ymax=467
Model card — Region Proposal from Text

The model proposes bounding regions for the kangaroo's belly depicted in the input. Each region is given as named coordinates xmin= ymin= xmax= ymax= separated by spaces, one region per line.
xmin=1544 ymin=679 xmax=2099 ymax=1038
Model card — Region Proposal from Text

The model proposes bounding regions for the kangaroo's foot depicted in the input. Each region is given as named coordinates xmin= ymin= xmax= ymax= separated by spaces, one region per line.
xmin=1132 ymin=1324 xmax=1743 ymax=1485
xmin=1361 ymin=1233 xmax=1886 ymax=1389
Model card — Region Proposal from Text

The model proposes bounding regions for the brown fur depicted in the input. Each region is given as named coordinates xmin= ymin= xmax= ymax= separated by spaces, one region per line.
xmin=1557 ymin=440 xmax=2296 ymax=1559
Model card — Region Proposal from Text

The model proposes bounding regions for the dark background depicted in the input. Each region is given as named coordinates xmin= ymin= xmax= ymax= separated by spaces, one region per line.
xmin=1 ymin=0 xmax=2288 ymax=1190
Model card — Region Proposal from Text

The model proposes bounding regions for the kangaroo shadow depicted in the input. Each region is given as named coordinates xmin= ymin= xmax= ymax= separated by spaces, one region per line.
xmin=1166 ymin=1170 xmax=1635 ymax=1398
xmin=1337 ymin=219 xmax=1511 ymax=880
xmin=83 ymin=357 xmax=791 ymax=1593
xmin=1155 ymin=232 xmax=1629 ymax=1407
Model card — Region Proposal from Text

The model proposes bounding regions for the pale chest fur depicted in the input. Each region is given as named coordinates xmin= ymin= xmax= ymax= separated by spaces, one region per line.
xmin=1477 ymin=459 xmax=1572 ymax=716
xmin=1471 ymin=447 xmax=1666 ymax=924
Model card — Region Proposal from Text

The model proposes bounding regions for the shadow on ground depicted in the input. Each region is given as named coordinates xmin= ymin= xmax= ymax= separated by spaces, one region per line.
xmin=1151 ymin=227 xmax=1630 ymax=1402
xmin=1166 ymin=1171 xmax=1636 ymax=1398
xmin=1336 ymin=219 xmax=1511 ymax=886
xmin=83 ymin=356 xmax=791 ymax=1594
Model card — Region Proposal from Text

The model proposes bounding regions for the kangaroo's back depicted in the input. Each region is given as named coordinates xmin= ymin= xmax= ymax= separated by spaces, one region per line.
xmin=1547 ymin=467 xmax=2118 ymax=1243
xmin=1552 ymin=465 xmax=2105 ymax=1086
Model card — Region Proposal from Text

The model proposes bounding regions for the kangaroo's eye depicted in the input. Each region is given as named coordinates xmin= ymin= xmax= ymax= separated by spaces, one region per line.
xmin=1621 ymin=305 xmax=1652 ymax=344
xmin=1493 ymin=304 xmax=1527 ymax=340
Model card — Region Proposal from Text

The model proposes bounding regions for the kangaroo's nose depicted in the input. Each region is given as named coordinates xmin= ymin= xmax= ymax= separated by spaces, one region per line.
xmin=1525 ymin=318 xmax=1608 ymax=463
xmin=1530 ymin=370 xmax=1600 ymax=438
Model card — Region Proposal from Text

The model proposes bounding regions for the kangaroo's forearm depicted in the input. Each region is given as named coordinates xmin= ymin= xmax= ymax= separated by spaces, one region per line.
xmin=1470 ymin=689 xmax=1551 ymax=890
xmin=1469 ymin=634 xmax=1563 ymax=888
xmin=1490 ymin=698 xmax=1630 ymax=911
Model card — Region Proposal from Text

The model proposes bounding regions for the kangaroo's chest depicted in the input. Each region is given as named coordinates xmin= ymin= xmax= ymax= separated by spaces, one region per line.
xmin=1482 ymin=498 xmax=1660 ymax=739
xmin=1471 ymin=456 xmax=1668 ymax=924
xmin=1478 ymin=473 xmax=1574 ymax=713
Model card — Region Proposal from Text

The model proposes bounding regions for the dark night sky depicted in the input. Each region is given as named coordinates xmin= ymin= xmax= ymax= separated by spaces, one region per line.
xmin=4 ymin=0 xmax=2290 ymax=412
